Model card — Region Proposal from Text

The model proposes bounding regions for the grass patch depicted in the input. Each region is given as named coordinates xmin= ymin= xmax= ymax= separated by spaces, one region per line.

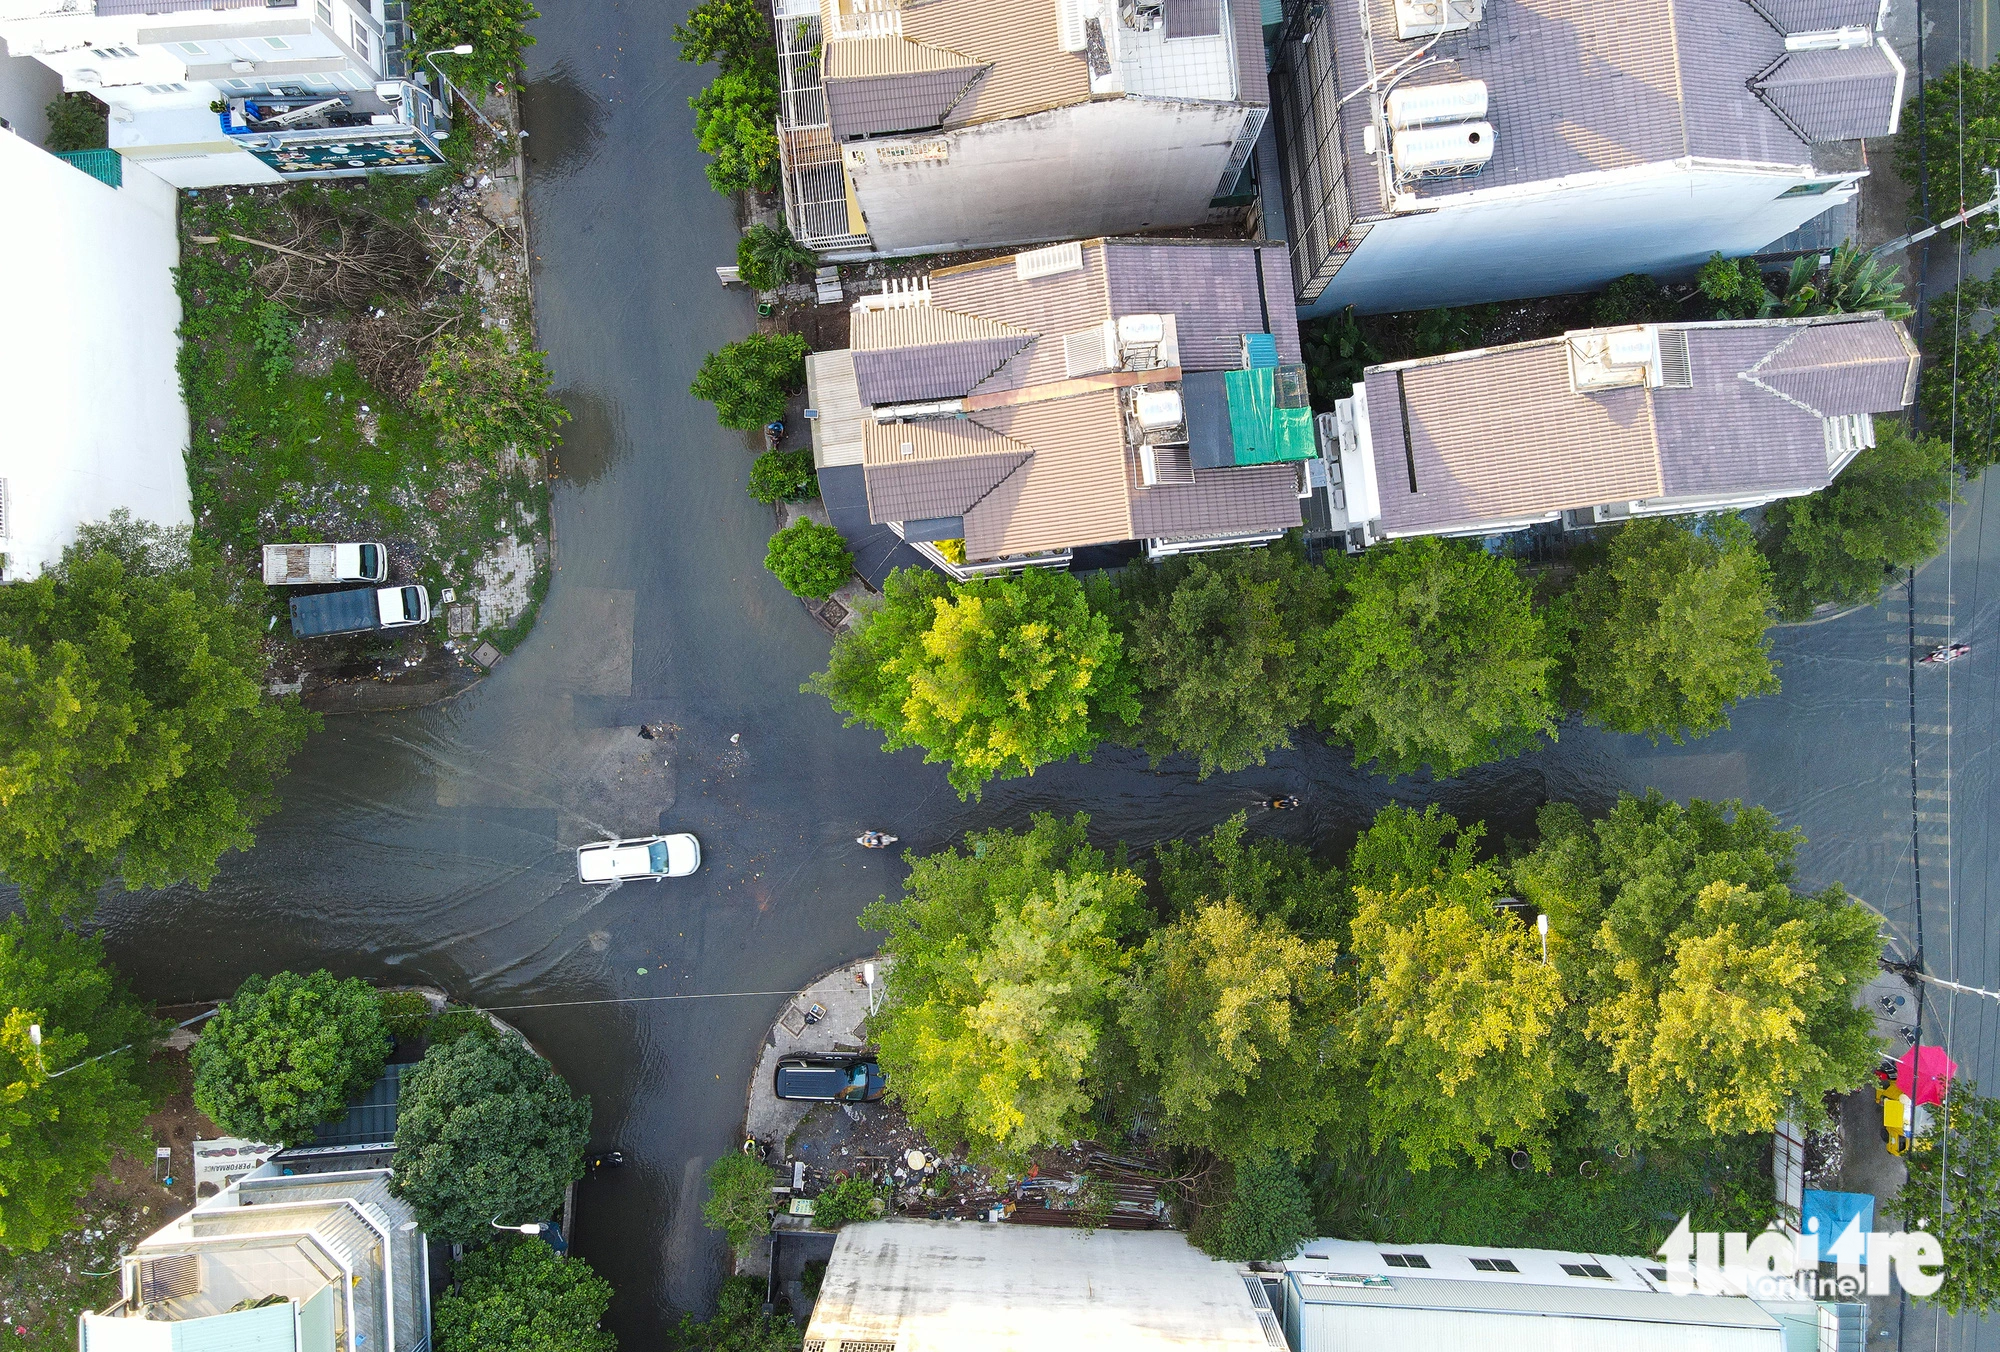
xmin=1307 ymin=1132 xmax=1775 ymax=1256
xmin=178 ymin=180 xmax=552 ymax=656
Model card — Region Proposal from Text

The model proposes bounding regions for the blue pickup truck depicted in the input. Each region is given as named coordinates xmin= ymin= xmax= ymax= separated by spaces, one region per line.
xmin=289 ymin=584 xmax=432 ymax=638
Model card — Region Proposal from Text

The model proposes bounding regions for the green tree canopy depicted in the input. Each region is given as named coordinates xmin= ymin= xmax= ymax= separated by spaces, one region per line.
xmin=44 ymin=92 xmax=108 ymax=152
xmin=432 ymin=1237 xmax=615 ymax=1352
xmin=691 ymin=332 xmax=805 ymax=431
xmin=1918 ymin=277 xmax=2000 ymax=470
xmin=0 ymin=916 xmax=162 ymax=1250
xmin=1897 ymin=63 xmax=2000 ymax=255
xmin=691 ymin=69 xmax=780 ymax=195
xmin=1190 ymin=1154 xmax=1317 ymax=1261
xmin=1345 ymin=802 xmax=1485 ymax=898
xmin=764 ymin=519 xmax=852 ymax=600
xmin=1123 ymin=900 xmax=1345 ymax=1161
xmin=670 ymin=1275 xmax=803 ymax=1352
xmin=1511 ymin=793 xmax=1879 ymax=1142
xmin=413 ymin=326 xmax=571 ymax=459
xmin=747 ymin=447 xmax=818 ymax=504
xmin=1107 ymin=544 xmax=1337 ymax=777
xmin=1304 ymin=537 xmax=1557 ymax=777
xmin=1154 ymin=811 xmax=1348 ymax=940
xmin=406 ymin=0 xmax=540 ymax=92
xmin=1763 ymin=421 xmax=1955 ymax=619
xmin=0 ymin=516 xmax=315 ymax=910
xmin=1558 ymin=516 xmax=1778 ymax=743
xmin=702 ymin=1151 xmax=777 ymax=1249
xmin=392 ymin=1033 xmax=591 ymax=1242
xmin=808 ymin=567 xmax=1139 ymax=799
xmin=673 ymin=0 xmax=777 ymax=75
xmin=1348 ymin=871 xmax=1566 ymax=1171
xmin=1891 ymin=1080 xmax=2000 ymax=1315
xmin=1696 ymin=253 xmax=1771 ymax=320
xmin=736 ymin=222 xmax=815 ymax=291
xmin=862 ymin=814 xmax=1145 ymax=1162
xmin=191 ymin=970 xmax=389 ymax=1146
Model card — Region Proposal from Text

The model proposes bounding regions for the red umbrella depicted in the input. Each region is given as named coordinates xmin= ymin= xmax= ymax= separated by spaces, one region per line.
xmin=1896 ymin=1045 xmax=1958 ymax=1106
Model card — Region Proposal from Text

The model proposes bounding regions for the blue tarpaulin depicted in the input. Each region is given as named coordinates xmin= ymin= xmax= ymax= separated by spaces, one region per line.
xmin=1802 ymin=1189 xmax=1875 ymax=1260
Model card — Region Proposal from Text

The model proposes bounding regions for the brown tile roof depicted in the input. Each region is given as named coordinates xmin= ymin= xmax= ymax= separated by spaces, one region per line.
xmin=931 ymin=243 xmax=1113 ymax=392
xmin=1371 ymin=347 xmax=1663 ymax=533
xmin=1365 ymin=316 xmax=1918 ymax=533
xmin=1748 ymin=44 xmax=1904 ymax=146
xmin=1128 ymin=463 xmax=1303 ymax=537
xmin=962 ymin=392 xmax=1134 ymax=556
xmin=898 ymin=0 xmax=1095 ymax=125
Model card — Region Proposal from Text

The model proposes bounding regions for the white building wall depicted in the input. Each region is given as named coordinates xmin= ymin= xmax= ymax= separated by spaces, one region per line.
xmin=0 ymin=49 xmax=61 ymax=144
xmin=1303 ymin=162 xmax=1860 ymax=317
xmin=0 ymin=131 xmax=190 ymax=580
xmin=851 ymin=98 xmax=1255 ymax=255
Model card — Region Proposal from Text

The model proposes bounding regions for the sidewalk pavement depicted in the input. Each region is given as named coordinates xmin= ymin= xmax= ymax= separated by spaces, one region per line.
xmin=741 ymin=955 xmax=891 ymax=1154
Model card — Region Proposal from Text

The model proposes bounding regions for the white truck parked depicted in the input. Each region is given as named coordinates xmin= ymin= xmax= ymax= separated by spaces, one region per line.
xmin=262 ymin=542 xmax=389 ymax=586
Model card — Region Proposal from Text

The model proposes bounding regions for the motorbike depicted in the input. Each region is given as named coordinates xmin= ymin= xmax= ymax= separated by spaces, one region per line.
xmin=1919 ymin=643 xmax=1971 ymax=666
xmin=1267 ymin=795 xmax=1301 ymax=810
xmin=857 ymin=831 xmax=899 ymax=849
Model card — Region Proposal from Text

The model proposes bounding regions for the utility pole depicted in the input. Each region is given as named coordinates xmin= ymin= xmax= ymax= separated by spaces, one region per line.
xmin=1869 ymin=168 xmax=2000 ymax=259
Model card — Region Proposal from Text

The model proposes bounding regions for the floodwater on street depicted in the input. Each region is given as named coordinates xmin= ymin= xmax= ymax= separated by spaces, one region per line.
xmin=60 ymin=2 xmax=2000 ymax=1350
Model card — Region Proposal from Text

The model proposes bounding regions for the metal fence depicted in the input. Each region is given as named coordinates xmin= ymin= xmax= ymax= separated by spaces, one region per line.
xmin=54 ymin=148 xmax=123 ymax=188
xmin=776 ymin=9 xmax=871 ymax=252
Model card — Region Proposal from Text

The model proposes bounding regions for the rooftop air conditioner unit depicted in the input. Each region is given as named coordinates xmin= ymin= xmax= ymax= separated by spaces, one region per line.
xmin=1394 ymin=0 xmax=1481 ymax=39
xmin=1392 ymin=120 xmax=1494 ymax=174
xmin=1386 ymin=80 xmax=1488 ymax=130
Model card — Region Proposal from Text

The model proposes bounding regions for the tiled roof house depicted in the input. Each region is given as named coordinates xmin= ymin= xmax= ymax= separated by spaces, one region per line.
xmin=1319 ymin=313 xmax=1919 ymax=543
xmin=810 ymin=238 xmax=1315 ymax=568
xmin=1272 ymin=0 xmax=1907 ymax=314
xmin=774 ymin=0 xmax=1271 ymax=255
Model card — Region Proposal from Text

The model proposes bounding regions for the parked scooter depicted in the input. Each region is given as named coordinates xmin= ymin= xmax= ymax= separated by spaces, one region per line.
xmin=857 ymin=831 xmax=899 ymax=849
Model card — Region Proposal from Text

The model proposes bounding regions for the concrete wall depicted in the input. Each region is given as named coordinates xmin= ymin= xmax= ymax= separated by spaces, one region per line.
xmin=0 ymin=132 xmax=190 ymax=580
xmin=1302 ymin=163 xmax=1861 ymax=317
xmin=852 ymin=98 xmax=1254 ymax=255
xmin=0 ymin=50 xmax=61 ymax=146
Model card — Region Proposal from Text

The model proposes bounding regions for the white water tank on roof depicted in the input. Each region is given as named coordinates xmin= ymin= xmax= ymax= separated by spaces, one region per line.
xmin=1393 ymin=121 xmax=1495 ymax=173
xmin=1117 ymin=314 xmax=1166 ymax=345
xmin=1134 ymin=389 xmax=1185 ymax=431
xmin=1386 ymin=80 xmax=1488 ymax=130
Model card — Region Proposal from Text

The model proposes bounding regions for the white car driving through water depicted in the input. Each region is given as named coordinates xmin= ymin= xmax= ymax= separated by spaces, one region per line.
xmin=576 ymin=834 xmax=701 ymax=883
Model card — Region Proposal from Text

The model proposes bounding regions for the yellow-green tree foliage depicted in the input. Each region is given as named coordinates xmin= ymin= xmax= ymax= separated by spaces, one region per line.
xmin=861 ymin=814 xmax=1145 ymax=1162
xmin=1124 ymin=900 xmax=1345 ymax=1161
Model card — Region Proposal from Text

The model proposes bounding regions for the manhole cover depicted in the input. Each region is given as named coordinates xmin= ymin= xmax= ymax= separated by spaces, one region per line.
xmin=471 ymin=642 xmax=502 ymax=667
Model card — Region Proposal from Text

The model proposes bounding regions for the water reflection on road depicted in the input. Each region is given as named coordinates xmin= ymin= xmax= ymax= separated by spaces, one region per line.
xmin=83 ymin=4 xmax=2000 ymax=1348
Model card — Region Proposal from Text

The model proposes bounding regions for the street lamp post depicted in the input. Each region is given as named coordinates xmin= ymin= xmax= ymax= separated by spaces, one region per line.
xmin=421 ymin=45 xmax=503 ymax=136
xmin=491 ymin=1217 xmax=545 ymax=1235
xmin=1536 ymin=912 xmax=1549 ymax=965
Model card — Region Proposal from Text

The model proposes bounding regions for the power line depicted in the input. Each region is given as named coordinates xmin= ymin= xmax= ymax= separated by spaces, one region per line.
xmin=478 ymin=989 xmax=808 ymax=1012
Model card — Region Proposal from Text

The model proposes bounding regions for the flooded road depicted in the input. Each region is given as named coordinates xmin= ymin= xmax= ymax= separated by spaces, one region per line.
xmin=75 ymin=5 xmax=2000 ymax=1351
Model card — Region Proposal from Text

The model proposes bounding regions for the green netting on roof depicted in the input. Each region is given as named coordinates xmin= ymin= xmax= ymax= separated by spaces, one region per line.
xmin=1223 ymin=363 xmax=1315 ymax=464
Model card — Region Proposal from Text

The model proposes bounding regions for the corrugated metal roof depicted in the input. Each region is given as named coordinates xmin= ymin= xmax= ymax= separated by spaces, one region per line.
xmin=1166 ymin=0 xmax=1224 ymax=39
xmin=1231 ymin=0 xmax=1269 ymax=105
xmin=101 ymin=0 xmax=264 ymax=13
xmin=1287 ymin=1276 xmax=1782 ymax=1352
xmin=1746 ymin=0 xmax=1881 ymax=30
xmin=933 ymin=244 xmax=1112 ymax=392
xmin=865 ymin=451 xmax=1033 ymax=519
xmin=853 ymin=305 xmax=1034 ymax=350
xmin=808 ymin=349 xmax=869 ymax=468
xmin=864 ymin=416 xmax=1031 ymax=463
xmin=1750 ymin=43 xmax=1901 ymax=140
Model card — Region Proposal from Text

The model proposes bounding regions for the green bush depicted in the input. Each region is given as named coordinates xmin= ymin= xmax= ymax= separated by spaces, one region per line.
xmin=670 ymin=1274 xmax=801 ymax=1352
xmin=43 ymin=93 xmax=107 ymax=152
xmin=748 ymin=447 xmax=818 ymax=503
xmin=1767 ymin=241 xmax=1912 ymax=320
xmin=1300 ymin=306 xmax=1381 ymax=407
xmin=1897 ymin=63 xmax=2000 ymax=254
xmin=392 ymin=1033 xmax=591 ymax=1243
xmin=1763 ymin=421 xmax=1955 ymax=619
xmin=692 ymin=69 xmax=780 ymax=196
xmin=1919 ymin=277 xmax=1998 ymax=470
xmin=433 ymin=1237 xmax=615 ymax=1352
xmin=691 ymin=331 xmax=806 ymax=430
xmin=738 ymin=223 xmax=817 ymax=291
xmin=702 ymin=1151 xmax=778 ymax=1248
xmin=378 ymin=990 xmax=435 ymax=1042
xmin=673 ymin=0 xmax=777 ymax=75
xmin=250 ymin=299 xmax=297 ymax=387
xmin=405 ymin=0 xmax=540 ymax=93
xmin=191 ymin=971 xmax=390 ymax=1145
xmin=1192 ymin=1155 xmax=1316 ymax=1260
xmin=414 ymin=325 xmax=570 ymax=458
xmin=427 ymin=1005 xmax=496 ymax=1044
xmin=1696 ymin=254 xmax=1770 ymax=319
xmin=1590 ymin=273 xmax=1673 ymax=326
xmin=812 ymin=1174 xmax=885 ymax=1229
xmin=765 ymin=519 xmax=852 ymax=599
